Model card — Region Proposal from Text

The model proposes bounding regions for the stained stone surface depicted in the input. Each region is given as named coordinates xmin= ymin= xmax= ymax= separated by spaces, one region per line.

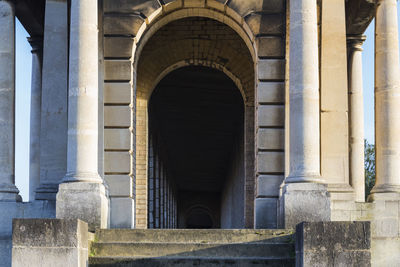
xmin=295 ymin=221 xmax=371 ymax=267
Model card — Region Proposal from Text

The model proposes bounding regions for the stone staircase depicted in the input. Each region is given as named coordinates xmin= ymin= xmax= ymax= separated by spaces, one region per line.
xmin=89 ymin=229 xmax=295 ymax=266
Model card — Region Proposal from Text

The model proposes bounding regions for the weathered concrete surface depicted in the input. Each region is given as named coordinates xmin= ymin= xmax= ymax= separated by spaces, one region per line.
xmin=295 ymin=221 xmax=371 ymax=267
xmin=12 ymin=219 xmax=89 ymax=267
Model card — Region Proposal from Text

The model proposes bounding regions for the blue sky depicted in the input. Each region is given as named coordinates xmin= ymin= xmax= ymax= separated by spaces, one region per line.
xmin=13 ymin=6 xmax=398 ymax=201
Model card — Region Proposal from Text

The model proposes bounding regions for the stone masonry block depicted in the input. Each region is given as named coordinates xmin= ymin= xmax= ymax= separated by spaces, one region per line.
xmin=257 ymin=175 xmax=284 ymax=197
xmin=104 ymin=128 xmax=130 ymax=150
xmin=104 ymin=37 xmax=134 ymax=58
xmin=105 ymin=175 xmax=132 ymax=197
xmin=245 ymin=13 xmax=284 ymax=36
xmin=104 ymin=106 xmax=130 ymax=127
xmin=257 ymin=82 xmax=285 ymax=103
xmin=12 ymin=219 xmax=89 ymax=267
xmin=258 ymin=59 xmax=285 ymax=80
xmin=257 ymin=128 xmax=284 ymax=150
xmin=228 ymin=0 xmax=284 ymax=17
xmin=257 ymin=37 xmax=284 ymax=58
xmin=110 ymin=198 xmax=135 ymax=229
xmin=295 ymin=221 xmax=371 ymax=267
xmin=103 ymin=15 xmax=143 ymax=36
xmin=104 ymin=152 xmax=130 ymax=173
xmin=255 ymin=198 xmax=278 ymax=229
xmin=279 ymin=183 xmax=331 ymax=228
xmin=257 ymin=152 xmax=284 ymax=173
xmin=104 ymin=82 xmax=131 ymax=104
xmin=104 ymin=60 xmax=131 ymax=81
xmin=103 ymin=0 xmax=160 ymax=17
xmin=257 ymin=105 xmax=284 ymax=127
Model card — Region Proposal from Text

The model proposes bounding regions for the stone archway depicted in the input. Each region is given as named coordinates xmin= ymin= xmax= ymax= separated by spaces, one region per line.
xmin=134 ymin=16 xmax=255 ymax=229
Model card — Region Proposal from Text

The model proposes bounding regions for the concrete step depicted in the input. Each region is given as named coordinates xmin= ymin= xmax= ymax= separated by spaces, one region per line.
xmin=89 ymin=256 xmax=295 ymax=267
xmin=90 ymin=242 xmax=294 ymax=258
xmin=94 ymin=229 xmax=294 ymax=244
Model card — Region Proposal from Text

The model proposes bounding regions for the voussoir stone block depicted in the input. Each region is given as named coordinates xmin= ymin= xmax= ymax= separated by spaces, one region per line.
xmin=245 ymin=13 xmax=284 ymax=36
xmin=103 ymin=0 xmax=160 ymax=17
xmin=257 ymin=37 xmax=285 ymax=58
xmin=104 ymin=37 xmax=134 ymax=58
xmin=228 ymin=0 xmax=284 ymax=17
xmin=103 ymin=15 xmax=144 ymax=36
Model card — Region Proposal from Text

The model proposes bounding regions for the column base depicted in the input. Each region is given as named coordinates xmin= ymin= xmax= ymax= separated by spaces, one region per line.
xmin=278 ymin=183 xmax=331 ymax=228
xmin=56 ymin=182 xmax=109 ymax=231
xmin=35 ymin=183 xmax=59 ymax=201
xmin=0 ymin=183 xmax=21 ymax=202
xmin=367 ymin=191 xmax=400 ymax=202
xmin=370 ymin=183 xmax=400 ymax=194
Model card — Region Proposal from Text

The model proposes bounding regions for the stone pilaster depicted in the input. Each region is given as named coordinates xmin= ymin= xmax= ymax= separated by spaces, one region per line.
xmin=28 ymin=36 xmax=43 ymax=202
xmin=371 ymin=0 xmax=400 ymax=198
xmin=347 ymin=35 xmax=366 ymax=202
xmin=56 ymin=0 xmax=109 ymax=230
xmin=279 ymin=0 xmax=330 ymax=228
xmin=0 ymin=0 xmax=20 ymax=201
xmin=35 ymin=0 xmax=68 ymax=201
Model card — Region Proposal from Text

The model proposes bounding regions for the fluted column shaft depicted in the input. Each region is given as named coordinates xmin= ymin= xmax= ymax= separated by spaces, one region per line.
xmin=0 ymin=0 xmax=19 ymax=201
xmin=28 ymin=36 xmax=43 ymax=201
xmin=373 ymin=0 xmax=400 ymax=194
xmin=348 ymin=36 xmax=366 ymax=201
xmin=286 ymin=0 xmax=321 ymax=183
xmin=63 ymin=0 xmax=101 ymax=182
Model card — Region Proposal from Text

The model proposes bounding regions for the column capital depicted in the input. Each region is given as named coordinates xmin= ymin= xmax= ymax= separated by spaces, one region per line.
xmin=27 ymin=36 xmax=43 ymax=54
xmin=347 ymin=35 xmax=366 ymax=52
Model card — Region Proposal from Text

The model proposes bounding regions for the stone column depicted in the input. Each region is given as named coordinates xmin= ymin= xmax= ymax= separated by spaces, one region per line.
xmin=279 ymin=0 xmax=330 ymax=228
xmin=56 ymin=0 xmax=109 ymax=230
xmin=347 ymin=35 xmax=366 ymax=202
xmin=371 ymin=0 xmax=400 ymax=197
xmin=28 ymin=36 xmax=43 ymax=202
xmin=35 ymin=0 xmax=68 ymax=201
xmin=0 ymin=0 xmax=19 ymax=201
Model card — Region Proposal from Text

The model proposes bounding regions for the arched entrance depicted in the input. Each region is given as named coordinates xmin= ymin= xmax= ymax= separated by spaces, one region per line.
xmin=135 ymin=16 xmax=255 ymax=229
xmin=148 ymin=66 xmax=244 ymax=229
